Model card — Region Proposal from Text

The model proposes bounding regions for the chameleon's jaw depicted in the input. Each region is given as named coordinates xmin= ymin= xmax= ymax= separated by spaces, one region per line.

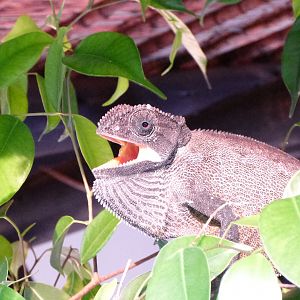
xmin=97 ymin=133 xmax=162 ymax=170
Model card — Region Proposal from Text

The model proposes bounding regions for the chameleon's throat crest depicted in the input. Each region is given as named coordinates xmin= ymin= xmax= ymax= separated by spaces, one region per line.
xmin=98 ymin=133 xmax=162 ymax=170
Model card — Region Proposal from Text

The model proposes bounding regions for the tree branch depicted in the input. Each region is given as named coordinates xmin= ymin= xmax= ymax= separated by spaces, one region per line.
xmin=69 ymin=251 xmax=158 ymax=300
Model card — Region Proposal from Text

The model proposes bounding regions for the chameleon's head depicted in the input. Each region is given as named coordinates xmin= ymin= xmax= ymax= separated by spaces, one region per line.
xmin=94 ymin=104 xmax=191 ymax=173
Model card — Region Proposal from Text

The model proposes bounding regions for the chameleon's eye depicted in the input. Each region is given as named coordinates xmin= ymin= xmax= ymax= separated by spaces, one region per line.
xmin=130 ymin=110 xmax=156 ymax=137
xmin=138 ymin=119 xmax=154 ymax=136
xmin=142 ymin=121 xmax=149 ymax=128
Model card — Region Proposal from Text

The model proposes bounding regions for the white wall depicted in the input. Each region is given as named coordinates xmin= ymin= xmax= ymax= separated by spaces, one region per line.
xmin=27 ymin=222 xmax=158 ymax=287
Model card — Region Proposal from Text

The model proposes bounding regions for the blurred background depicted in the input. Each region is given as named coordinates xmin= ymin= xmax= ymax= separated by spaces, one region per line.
xmin=1 ymin=0 xmax=300 ymax=285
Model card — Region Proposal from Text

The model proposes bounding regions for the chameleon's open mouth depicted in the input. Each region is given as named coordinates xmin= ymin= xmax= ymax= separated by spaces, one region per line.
xmin=97 ymin=134 xmax=162 ymax=169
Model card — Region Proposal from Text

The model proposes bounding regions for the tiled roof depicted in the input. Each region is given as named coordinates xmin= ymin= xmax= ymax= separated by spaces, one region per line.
xmin=0 ymin=0 xmax=293 ymax=74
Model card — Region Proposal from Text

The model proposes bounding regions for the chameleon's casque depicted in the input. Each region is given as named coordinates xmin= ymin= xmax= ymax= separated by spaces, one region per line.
xmin=92 ymin=104 xmax=300 ymax=246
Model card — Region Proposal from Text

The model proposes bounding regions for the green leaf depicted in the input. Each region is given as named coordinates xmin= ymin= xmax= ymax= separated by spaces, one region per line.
xmin=146 ymin=236 xmax=210 ymax=300
xmin=218 ymin=253 xmax=281 ymax=300
xmin=0 ymin=236 xmax=13 ymax=264
xmin=293 ymin=0 xmax=300 ymax=18
xmin=259 ymin=196 xmax=300 ymax=287
xmin=0 ymin=258 xmax=8 ymax=282
xmin=3 ymin=15 xmax=41 ymax=42
xmin=0 ymin=32 xmax=53 ymax=88
xmin=0 ymin=285 xmax=26 ymax=300
xmin=157 ymin=10 xmax=210 ymax=88
xmin=6 ymin=74 xmax=28 ymax=121
xmin=24 ymin=282 xmax=69 ymax=300
xmin=0 ymin=75 xmax=28 ymax=121
xmin=152 ymin=235 xmax=240 ymax=282
xmin=10 ymin=241 xmax=29 ymax=278
xmin=36 ymin=74 xmax=61 ymax=139
xmin=72 ymin=114 xmax=113 ymax=170
xmin=197 ymin=235 xmax=240 ymax=280
xmin=0 ymin=115 xmax=35 ymax=206
xmin=281 ymin=17 xmax=300 ymax=117
xmin=283 ymin=169 xmax=300 ymax=198
xmin=162 ymin=29 xmax=182 ymax=76
xmin=62 ymin=32 xmax=166 ymax=99
xmin=45 ymin=27 xmax=68 ymax=112
xmin=150 ymin=0 xmax=195 ymax=14
xmin=204 ymin=0 xmax=241 ymax=6
xmin=232 ymin=214 xmax=259 ymax=228
xmin=80 ymin=210 xmax=120 ymax=264
xmin=120 ymin=272 xmax=150 ymax=300
xmin=63 ymin=271 xmax=84 ymax=296
xmin=50 ymin=216 xmax=74 ymax=274
xmin=102 ymin=77 xmax=129 ymax=107
xmin=94 ymin=279 xmax=117 ymax=300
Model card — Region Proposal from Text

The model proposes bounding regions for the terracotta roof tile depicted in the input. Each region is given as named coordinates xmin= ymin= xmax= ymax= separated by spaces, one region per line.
xmin=0 ymin=0 xmax=294 ymax=74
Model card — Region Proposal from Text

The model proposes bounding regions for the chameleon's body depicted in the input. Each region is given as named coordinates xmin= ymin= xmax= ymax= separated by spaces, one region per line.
xmin=92 ymin=104 xmax=300 ymax=246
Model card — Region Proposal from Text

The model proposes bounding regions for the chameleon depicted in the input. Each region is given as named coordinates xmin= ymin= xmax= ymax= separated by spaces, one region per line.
xmin=92 ymin=104 xmax=300 ymax=246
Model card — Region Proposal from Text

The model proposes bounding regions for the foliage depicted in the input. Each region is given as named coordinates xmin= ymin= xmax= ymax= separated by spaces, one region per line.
xmin=0 ymin=0 xmax=300 ymax=299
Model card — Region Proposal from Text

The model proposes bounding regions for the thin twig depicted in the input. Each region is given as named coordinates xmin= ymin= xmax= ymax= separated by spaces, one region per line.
xmin=69 ymin=272 xmax=100 ymax=300
xmin=203 ymin=243 xmax=253 ymax=254
xmin=68 ymin=0 xmax=127 ymax=28
xmin=61 ymin=72 xmax=97 ymax=268
xmin=69 ymin=251 xmax=158 ymax=300
xmin=29 ymin=243 xmax=38 ymax=262
xmin=14 ymin=112 xmax=69 ymax=118
xmin=28 ymin=248 xmax=52 ymax=274
xmin=54 ymin=246 xmax=73 ymax=287
xmin=100 ymin=251 xmax=158 ymax=282
xmin=93 ymin=257 xmax=98 ymax=273
xmin=7 ymin=272 xmax=37 ymax=287
xmin=40 ymin=166 xmax=86 ymax=193
xmin=281 ymin=122 xmax=300 ymax=151
xmin=114 ymin=259 xmax=132 ymax=299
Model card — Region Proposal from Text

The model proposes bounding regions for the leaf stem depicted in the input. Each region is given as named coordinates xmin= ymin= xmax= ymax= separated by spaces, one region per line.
xmin=48 ymin=0 xmax=59 ymax=29
xmin=68 ymin=0 xmax=128 ymax=28
xmin=3 ymin=216 xmax=28 ymax=281
xmin=13 ymin=112 xmax=69 ymax=117
xmin=62 ymin=76 xmax=93 ymax=223
xmin=281 ymin=122 xmax=300 ymax=151
xmin=61 ymin=72 xmax=97 ymax=271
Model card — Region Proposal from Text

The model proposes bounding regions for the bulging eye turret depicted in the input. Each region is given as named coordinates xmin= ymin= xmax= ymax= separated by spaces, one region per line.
xmin=130 ymin=110 xmax=156 ymax=138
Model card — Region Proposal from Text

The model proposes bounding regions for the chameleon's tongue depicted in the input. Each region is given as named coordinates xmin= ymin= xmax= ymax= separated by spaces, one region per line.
xmin=97 ymin=134 xmax=161 ymax=170
xmin=116 ymin=142 xmax=139 ymax=164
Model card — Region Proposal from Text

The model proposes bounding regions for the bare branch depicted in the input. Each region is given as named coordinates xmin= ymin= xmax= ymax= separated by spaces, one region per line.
xmin=69 ymin=251 xmax=158 ymax=300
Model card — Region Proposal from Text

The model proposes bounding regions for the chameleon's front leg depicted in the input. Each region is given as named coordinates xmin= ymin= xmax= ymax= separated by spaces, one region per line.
xmin=187 ymin=193 xmax=239 ymax=242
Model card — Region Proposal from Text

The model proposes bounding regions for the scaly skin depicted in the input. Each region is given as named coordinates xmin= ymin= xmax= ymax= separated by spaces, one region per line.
xmin=92 ymin=104 xmax=300 ymax=247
